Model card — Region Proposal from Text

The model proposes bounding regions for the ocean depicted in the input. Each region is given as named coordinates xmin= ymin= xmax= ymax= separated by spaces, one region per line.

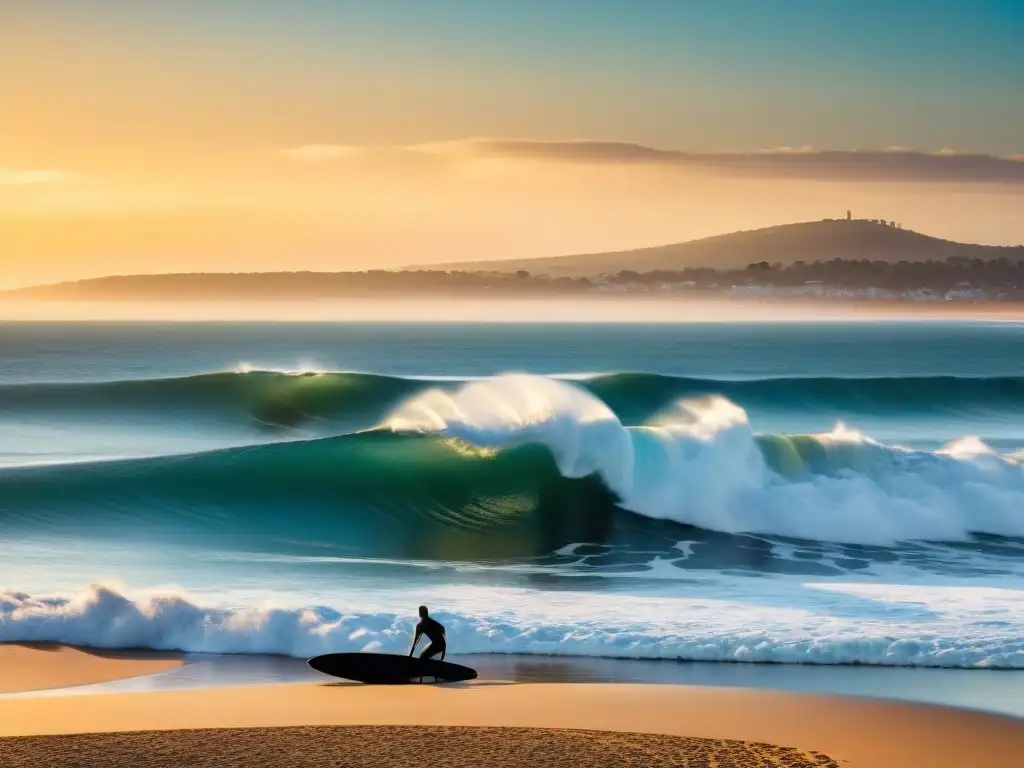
xmin=3 ymin=321 xmax=1024 ymax=670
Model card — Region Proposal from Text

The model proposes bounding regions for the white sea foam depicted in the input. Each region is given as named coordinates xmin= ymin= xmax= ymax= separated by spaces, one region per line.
xmin=386 ymin=374 xmax=1024 ymax=545
xmin=3 ymin=581 xmax=1023 ymax=668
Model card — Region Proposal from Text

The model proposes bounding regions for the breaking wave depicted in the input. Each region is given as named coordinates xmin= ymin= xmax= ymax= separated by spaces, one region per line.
xmin=3 ymin=582 xmax=1023 ymax=668
xmin=2 ymin=374 xmax=1024 ymax=550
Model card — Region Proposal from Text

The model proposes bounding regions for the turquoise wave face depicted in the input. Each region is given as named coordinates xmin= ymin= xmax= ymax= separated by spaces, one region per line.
xmin=0 ymin=432 xmax=627 ymax=562
xmin=0 ymin=370 xmax=424 ymax=432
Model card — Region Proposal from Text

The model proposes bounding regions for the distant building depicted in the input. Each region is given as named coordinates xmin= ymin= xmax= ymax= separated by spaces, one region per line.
xmin=846 ymin=210 xmax=852 ymax=221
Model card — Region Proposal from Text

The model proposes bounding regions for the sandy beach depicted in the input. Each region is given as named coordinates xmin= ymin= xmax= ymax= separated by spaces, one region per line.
xmin=0 ymin=644 xmax=182 ymax=695
xmin=0 ymin=725 xmax=842 ymax=768
xmin=2 ymin=646 xmax=1023 ymax=768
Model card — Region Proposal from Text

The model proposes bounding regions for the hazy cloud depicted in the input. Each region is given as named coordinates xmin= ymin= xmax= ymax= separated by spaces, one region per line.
xmin=0 ymin=168 xmax=77 ymax=185
xmin=280 ymin=145 xmax=366 ymax=162
xmin=756 ymin=145 xmax=817 ymax=154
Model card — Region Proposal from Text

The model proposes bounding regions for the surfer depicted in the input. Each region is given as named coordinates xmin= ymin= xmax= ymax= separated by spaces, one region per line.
xmin=409 ymin=605 xmax=446 ymax=661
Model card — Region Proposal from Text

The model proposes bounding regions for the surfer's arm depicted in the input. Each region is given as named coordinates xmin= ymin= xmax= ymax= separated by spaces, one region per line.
xmin=409 ymin=629 xmax=421 ymax=656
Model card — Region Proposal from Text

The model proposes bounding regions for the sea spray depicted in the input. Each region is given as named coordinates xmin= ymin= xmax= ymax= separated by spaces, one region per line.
xmin=386 ymin=374 xmax=1024 ymax=544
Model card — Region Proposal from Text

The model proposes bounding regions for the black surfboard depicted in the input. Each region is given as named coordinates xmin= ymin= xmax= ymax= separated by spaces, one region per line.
xmin=307 ymin=652 xmax=478 ymax=685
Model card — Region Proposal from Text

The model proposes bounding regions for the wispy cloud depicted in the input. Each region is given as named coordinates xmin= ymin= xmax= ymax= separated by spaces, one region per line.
xmin=279 ymin=139 xmax=1024 ymax=183
xmin=280 ymin=145 xmax=367 ymax=162
xmin=756 ymin=145 xmax=817 ymax=155
xmin=404 ymin=139 xmax=1024 ymax=183
xmin=0 ymin=168 xmax=78 ymax=186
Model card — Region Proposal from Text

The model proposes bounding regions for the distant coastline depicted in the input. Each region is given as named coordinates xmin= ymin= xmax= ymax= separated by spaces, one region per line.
xmin=4 ymin=219 xmax=1023 ymax=305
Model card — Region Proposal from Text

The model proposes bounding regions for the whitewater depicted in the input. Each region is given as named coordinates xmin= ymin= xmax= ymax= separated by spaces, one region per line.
xmin=3 ymin=321 xmax=1024 ymax=669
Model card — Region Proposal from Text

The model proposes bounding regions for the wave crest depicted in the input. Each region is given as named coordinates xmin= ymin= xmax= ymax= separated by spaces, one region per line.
xmin=383 ymin=374 xmax=1024 ymax=545
xmin=4 ymin=369 xmax=1024 ymax=433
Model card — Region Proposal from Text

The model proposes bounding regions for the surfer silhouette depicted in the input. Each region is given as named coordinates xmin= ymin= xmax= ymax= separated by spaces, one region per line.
xmin=409 ymin=605 xmax=446 ymax=661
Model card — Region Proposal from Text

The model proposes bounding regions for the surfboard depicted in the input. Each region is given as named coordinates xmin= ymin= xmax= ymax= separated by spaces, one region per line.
xmin=307 ymin=652 xmax=478 ymax=684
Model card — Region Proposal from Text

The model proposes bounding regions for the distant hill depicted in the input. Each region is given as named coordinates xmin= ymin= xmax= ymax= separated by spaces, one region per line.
xmin=5 ymin=219 xmax=1022 ymax=302
xmin=421 ymin=219 xmax=1023 ymax=277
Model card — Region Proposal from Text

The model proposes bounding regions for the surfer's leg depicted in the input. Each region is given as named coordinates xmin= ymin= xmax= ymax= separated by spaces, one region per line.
xmin=420 ymin=642 xmax=447 ymax=681
xmin=420 ymin=642 xmax=441 ymax=661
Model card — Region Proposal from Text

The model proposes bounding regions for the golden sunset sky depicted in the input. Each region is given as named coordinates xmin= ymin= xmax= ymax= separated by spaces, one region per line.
xmin=2 ymin=2 xmax=1023 ymax=288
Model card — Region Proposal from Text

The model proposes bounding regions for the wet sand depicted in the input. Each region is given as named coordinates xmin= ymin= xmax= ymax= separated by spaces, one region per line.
xmin=38 ymin=651 xmax=1024 ymax=719
xmin=0 ymin=644 xmax=182 ymax=694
